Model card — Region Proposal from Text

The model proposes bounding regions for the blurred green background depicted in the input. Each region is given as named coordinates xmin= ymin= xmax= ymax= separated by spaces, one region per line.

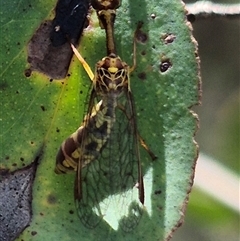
xmin=172 ymin=0 xmax=240 ymax=240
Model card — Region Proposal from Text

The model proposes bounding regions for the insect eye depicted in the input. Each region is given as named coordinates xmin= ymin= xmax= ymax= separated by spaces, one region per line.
xmin=159 ymin=60 xmax=172 ymax=72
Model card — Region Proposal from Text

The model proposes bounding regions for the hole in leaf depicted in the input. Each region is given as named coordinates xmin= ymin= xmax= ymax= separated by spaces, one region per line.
xmin=159 ymin=60 xmax=172 ymax=72
xmin=161 ymin=33 xmax=176 ymax=44
xmin=151 ymin=13 xmax=156 ymax=19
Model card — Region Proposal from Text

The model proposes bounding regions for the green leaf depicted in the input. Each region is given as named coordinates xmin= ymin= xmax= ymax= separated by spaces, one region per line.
xmin=0 ymin=0 xmax=200 ymax=241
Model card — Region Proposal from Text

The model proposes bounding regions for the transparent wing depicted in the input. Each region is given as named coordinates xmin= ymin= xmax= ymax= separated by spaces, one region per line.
xmin=75 ymin=89 xmax=143 ymax=231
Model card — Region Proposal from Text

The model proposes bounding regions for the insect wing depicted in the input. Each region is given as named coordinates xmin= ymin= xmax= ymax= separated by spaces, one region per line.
xmin=75 ymin=90 xmax=143 ymax=231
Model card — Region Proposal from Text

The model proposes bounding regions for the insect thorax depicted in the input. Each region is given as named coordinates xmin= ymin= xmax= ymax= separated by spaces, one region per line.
xmin=94 ymin=53 xmax=129 ymax=96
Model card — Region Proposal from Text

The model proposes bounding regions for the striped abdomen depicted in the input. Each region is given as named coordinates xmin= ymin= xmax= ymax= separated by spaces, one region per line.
xmin=55 ymin=97 xmax=117 ymax=174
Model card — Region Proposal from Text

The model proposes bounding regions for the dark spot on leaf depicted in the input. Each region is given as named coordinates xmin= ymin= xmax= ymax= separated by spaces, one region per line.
xmin=40 ymin=105 xmax=45 ymax=111
xmin=49 ymin=79 xmax=53 ymax=82
xmin=152 ymin=45 xmax=156 ymax=49
xmin=187 ymin=14 xmax=195 ymax=23
xmin=69 ymin=210 xmax=74 ymax=214
xmin=12 ymin=163 xmax=17 ymax=167
xmin=137 ymin=31 xmax=148 ymax=43
xmin=24 ymin=68 xmax=32 ymax=77
xmin=17 ymin=42 xmax=20 ymax=45
xmin=160 ymin=60 xmax=172 ymax=72
xmin=47 ymin=194 xmax=57 ymax=204
xmin=157 ymin=206 xmax=163 ymax=211
xmin=162 ymin=33 xmax=176 ymax=44
xmin=135 ymin=29 xmax=148 ymax=44
xmin=154 ymin=189 xmax=162 ymax=195
xmin=137 ymin=72 xmax=146 ymax=80
xmin=126 ymin=171 xmax=132 ymax=176
xmin=16 ymin=90 xmax=19 ymax=94
xmin=56 ymin=128 xmax=60 ymax=133
xmin=40 ymin=212 xmax=44 ymax=216
xmin=67 ymin=73 xmax=71 ymax=77
xmin=30 ymin=141 xmax=34 ymax=145
xmin=20 ymin=157 xmax=24 ymax=162
xmin=103 ymin=171 xmax=108 ymax=177
xmin=151 ymin=13 xmax=156 ymax=19
xmin=135 ymin=21 xmax=148 ymax=44
xmin=31 ymin=231 xmax=37 ymax=236
xmin=5 ymin=156 xmax=9 ymax=160
xmin=0 ymin=81 xmax=8 ymax=91
xmin=141 ymin=50 xmax=146 ymax=56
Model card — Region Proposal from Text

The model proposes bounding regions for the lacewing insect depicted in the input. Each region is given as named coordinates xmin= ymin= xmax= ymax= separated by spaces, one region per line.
xmin=55 ymin=0 xmax=156 ymax=231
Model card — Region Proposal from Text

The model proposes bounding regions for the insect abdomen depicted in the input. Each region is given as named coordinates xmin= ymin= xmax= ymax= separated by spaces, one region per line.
xmin=55 ymin=99 xmax=116 ymax=174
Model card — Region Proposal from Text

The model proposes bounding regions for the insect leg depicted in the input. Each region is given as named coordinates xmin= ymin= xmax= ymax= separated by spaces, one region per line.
xmin=138 ymin=136 xmax=157 ymax=161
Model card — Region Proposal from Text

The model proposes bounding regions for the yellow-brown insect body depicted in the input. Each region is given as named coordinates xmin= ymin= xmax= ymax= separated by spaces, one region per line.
xmin=55 ymin=54 xmax=129 ymax=174
xmin=55 ymin=53 xmax=144 ymax=231
xmin=55 ymin=1 xmax=153 ymax=231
